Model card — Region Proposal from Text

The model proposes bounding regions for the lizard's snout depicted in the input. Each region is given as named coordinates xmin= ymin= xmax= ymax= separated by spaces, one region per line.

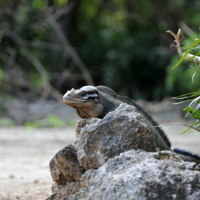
xmin=63 ymin=93 xmax=69 ymax=100
xmin=63 ymin=88 xmax=75 ymax=100
xmin=63 ymin=92 xmax=72 ymax=104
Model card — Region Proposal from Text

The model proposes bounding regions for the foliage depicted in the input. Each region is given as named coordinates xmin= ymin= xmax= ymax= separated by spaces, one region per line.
xmin=0 ymin=118 xmax=15 ymax=127
xmin=169 ymin=31 xmax=200 ymax=133
xmin=166 ymin=32 xmax=200 ymax=96
xmin=166 ymin=57 xmax=200 ymax=96
xmin=173 ymin=38 xmax=200 ymax=69
xmin=0 ymin=68 xmax=5 ymax=84
xmin=173 ymin=90 xmax=200 ymax=134
xmin=1 ymin=0 xmax=200 ymax=125
xmin=1 ymin=0 xmax=200 ymax=100
xmin=66 ymin=118 xmax=77 ymax=128
xmin=24 ymin=114 xmax=66 ymax=129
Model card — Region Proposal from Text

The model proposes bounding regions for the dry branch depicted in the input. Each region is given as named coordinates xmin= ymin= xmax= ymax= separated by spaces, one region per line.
xmin=21 ymin=49 xmax=63 ymax=104
xmin=47 ymin=16 xmax=94 ymax=86
xmin=167 ymin=29 xmax=200 ymax=64
xmin=52 ymin=1 xmax=77 ymax=21
xmin=2 ymin=30 xmax=65 ymax=51
xmin=5 ymin=47 xmax=16 ymax=69
xmin=153 ymin=123 xmax=200 ymax=132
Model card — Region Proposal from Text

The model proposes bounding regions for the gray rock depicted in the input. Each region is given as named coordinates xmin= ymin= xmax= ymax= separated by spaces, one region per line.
xmin=45 ymin=192 xmax=57 ymax=200
xmin=49 ymin=158 xmax=68 ymax=185
xmin=46 ymin=182 xmax=82 ymax=200
xmin=51 ymin=183 xmax=58 ymax=193
xmin=70 ymin=150 xmax=200 ymax=200
xmin=47 ymin=103 xmax=200 ymax=200
xmin=49 ymin=144 xmax=85 ymax=185
xmin=74 ymin=104 xmax=157 ymax=170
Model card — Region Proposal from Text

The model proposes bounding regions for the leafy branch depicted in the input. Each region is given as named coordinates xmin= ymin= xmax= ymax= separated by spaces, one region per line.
xmin=166 ymin=29 xmax=200 ymax=69
xmin=167 ymin=29 xmax=200 ymax=133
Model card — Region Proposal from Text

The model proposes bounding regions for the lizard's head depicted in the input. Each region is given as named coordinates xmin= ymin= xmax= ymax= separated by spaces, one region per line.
xmin=63 ymin=86 xmax=104 ymax=118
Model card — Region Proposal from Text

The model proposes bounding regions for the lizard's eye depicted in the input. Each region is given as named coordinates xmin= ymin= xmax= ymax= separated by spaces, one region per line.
xmin=80 ymin=91 xmax=98 ymax=102
xmin=80 ymin=92 xmax=89 ymax=100
xmin=80 ymin=92 xmax=87 ymax=97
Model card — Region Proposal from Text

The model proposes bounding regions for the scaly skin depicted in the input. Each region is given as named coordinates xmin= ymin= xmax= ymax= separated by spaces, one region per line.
xmin=63 ymin=85 xmax=200 ymax=164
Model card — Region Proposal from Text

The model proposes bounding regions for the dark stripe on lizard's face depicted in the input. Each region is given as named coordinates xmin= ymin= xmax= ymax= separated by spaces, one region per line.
xmin=77 ymin=87 xmax=99 ymax=102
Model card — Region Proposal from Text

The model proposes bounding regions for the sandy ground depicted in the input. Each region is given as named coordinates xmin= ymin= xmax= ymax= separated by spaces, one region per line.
xmin=0 ymin=127 xmax=76 ymax=200
xmin=0 ymin=112 xmax=200 ymax=200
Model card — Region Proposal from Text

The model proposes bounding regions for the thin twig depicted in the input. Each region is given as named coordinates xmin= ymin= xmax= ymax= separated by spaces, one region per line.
xmin=152 ymin=123 xmax=200 ymax=132
xmin=21 ymin=49 xmax=63 ymax=104
xmin=47 ymin=16 xmax=94 ymax=85
xmin=32 ymin=1 xmax=77 ymax=27
xmin=2 ymin=30 xmax=65 ymax=51
xmin=0 ymin=8 xmax=21 ymax=18
xmin=2 ymin=28 xmax=94 ymax=85
xmin=192 ymin=64 xmax=200 ymax=83
xmin=52 ymin=1 xmax=77 ymax=21
xmin=179 ymin=21 xmax=195 ymax=35
xmin=5 ymin=47 xmax=16 ymax=69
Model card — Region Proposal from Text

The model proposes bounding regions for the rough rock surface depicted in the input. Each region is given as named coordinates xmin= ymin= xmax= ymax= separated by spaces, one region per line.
xmin=49 ymin=144 xmax=85 ymax=185
xmin=70 ymin=150 xmax=200 ymax=200
xmin=46 ymin=182 xmax=82 ymax=200
xmin=46 ymin=103 xmax=200 ymax=200
xmin=75 ymin=104 xmax=157 ymax=170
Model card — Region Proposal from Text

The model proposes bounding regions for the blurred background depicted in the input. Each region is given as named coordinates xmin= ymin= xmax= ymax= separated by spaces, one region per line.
xmin=1 ymin=1 xmax=200 ymax=199
xmin=1 ymin=0 xmax=200 ymax=127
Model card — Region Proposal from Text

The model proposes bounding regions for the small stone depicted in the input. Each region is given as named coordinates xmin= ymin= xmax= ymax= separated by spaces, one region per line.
xmin=33 ymin=180 xmax=39 ymax=183
xmin=49 ymin=144 xmax=85 ymax=186
xmin=9 ymin=175 xmax=15 ymax=179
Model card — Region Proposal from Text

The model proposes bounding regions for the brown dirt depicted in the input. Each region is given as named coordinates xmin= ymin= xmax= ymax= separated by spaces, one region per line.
xmin=0 ymin=113 xmax=200 ymax=200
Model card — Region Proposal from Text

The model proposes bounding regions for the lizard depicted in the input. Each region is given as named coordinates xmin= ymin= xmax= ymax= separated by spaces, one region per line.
xmin=63 ymin=85 xmax=200 ymax=164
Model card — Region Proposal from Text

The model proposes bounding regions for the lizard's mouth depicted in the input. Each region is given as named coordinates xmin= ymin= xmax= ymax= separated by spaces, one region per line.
xmin=63 ymin=96 xmax=98 ymax=107
xmin=63 ymin=97 xmax=81 ymax=105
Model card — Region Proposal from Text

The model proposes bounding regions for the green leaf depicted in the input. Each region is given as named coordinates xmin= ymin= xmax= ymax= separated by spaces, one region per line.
xmin=189 ymin=50 xmax=200 ymax=59
xmin=0 ymin=118 xmax=15 ymax=127
xmin=53 ymin=0 xmax=68 ymax=7
xmin=179 ymin=121 xmax=200 ymax=134
xmin=184 ymin=106 xmax=200 ymax=119
xmin=0 ymin=68 xmax=5 ymax=83
xmin=179 ymin=126 xmax=191 ymax=135
xmin=47 ymin=115 xmax=65 ymax=128
xmin=173 ymin=37 xmax=200 ymax=69
xmin=67 ymin=118 xmax=77 ymax=128
xmin=172 ymin=90 xmax=200 ymax=99
xmin=24 ymin=115 xmax=65 ymax=128
xmin=32 ymin=0 xmax=47 ymax=8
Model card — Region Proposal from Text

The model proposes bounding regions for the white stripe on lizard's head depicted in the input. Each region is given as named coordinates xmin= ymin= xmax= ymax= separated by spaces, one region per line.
xmin=77 ymin=86 xmax=97 ymax=93
xmin=77 ymin=86 xmax=99 ymax=102
xmin=63 ymin=85 xmax=99 ymax=103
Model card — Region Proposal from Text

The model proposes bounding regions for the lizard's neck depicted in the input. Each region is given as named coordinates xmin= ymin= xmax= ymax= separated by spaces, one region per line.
xmin=99 ymin=92 xmax=123 ymax=118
